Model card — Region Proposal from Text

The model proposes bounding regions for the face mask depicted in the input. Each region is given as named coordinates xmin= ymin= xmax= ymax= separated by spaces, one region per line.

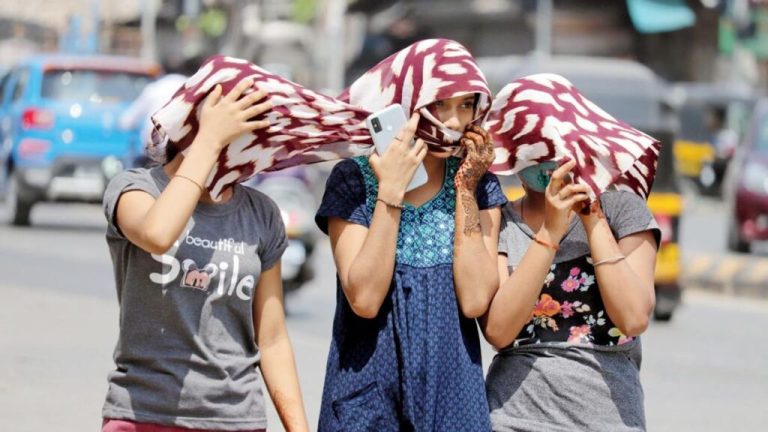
xmin=519 ymin=161 xmax=559 ymax=192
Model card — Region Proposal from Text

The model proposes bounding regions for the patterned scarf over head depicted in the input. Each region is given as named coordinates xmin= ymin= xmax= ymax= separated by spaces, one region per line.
xmin=149 ymin=39 xmax=490 ymax=199
xmin=486 ymin=73 xmax=660 ymax=200
xmin=340 ymin=38 xmax=492 ymax=152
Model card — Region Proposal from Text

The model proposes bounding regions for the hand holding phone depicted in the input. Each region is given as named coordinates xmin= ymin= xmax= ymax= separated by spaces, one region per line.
xmin=366 ymin=104 xmax=428 ymax=193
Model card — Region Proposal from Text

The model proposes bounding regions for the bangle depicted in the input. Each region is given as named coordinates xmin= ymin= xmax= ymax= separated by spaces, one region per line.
xmin=173 ymin=174 xmax=205 ymax=193
xmin=593 ymin=255 xmax=626 ymax=267
xmin=376 ymin=197 xmax=405 ymax=210
xmin=533 ymin=234 xmax=559 ymax=251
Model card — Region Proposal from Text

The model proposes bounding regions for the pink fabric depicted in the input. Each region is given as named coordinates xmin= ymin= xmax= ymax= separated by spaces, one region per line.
xmin=149 ymin=39 xmax=491 ymax=199
xmin=486 ymin=73 xmax=660 ymax=200
xmin=101 ymin=419 xmax=264 ymax=432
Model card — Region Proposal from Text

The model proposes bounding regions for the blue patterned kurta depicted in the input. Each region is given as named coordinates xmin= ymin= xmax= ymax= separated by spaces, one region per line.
xmin=315 ymin=157 xmax=507 ymax=431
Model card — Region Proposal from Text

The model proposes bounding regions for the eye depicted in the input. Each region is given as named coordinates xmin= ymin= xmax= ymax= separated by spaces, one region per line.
xmin=433 ymin=100 xmax=445 ymax=108
xmin=460 ymin=101 xmax=474 ymax=110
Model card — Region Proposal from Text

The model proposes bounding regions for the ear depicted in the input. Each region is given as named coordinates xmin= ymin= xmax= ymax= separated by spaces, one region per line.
xmin=203 ymin=263 xmax=219 ymax=277
xmin=182 ymin=259 xmax=197 ymax=271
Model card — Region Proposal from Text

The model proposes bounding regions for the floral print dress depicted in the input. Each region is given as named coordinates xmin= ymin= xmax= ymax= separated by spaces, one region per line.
xmin=515 ymin=256 xmax=631 ymax=347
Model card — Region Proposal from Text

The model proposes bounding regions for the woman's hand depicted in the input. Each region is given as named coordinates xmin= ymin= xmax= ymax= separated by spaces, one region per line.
xmin=193 ymin=78 xmax=273 ymax=154
xmin=540 ymin=159 xmax=590 ymax=243
xmin=578 ymin=198 xmax=606 ymax=232
xmin=369 ymin=112 xmax=427 ymax=203
xmin=455 ymin=124 xmax=495 ymax=191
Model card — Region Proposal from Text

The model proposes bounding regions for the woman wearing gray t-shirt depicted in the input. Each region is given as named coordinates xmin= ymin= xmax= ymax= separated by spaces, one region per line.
xmin=481 ymin=75 xmax=661 ymax=432
xmin=482 ymin=161 xmax=660 ymax=431
xmin=101 ymin=78 xmax=308 ymax=431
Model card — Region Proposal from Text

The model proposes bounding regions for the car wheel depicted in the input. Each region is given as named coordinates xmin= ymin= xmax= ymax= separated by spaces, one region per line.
xmin=653 ymin=287 xmax=679 ymax=322
xmin=653 ymin=309 xmax=673 ymax=321
xmin=5 ymin=174 xmax=34 ymax=226
xmin=727 ymin=216 xmax=750 ymax=253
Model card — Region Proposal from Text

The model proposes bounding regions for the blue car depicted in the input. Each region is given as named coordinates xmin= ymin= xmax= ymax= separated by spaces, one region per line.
xmin=0 ymin=54 xmax=159 ymax=225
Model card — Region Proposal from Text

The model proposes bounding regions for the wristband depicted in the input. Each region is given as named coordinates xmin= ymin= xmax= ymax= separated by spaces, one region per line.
xmin=376 ymin=197 xmax=405 ymax=210
xmin=533 ymin=234 xmax=559 ymax=251
xmin=593 ymin=255 xmax=626 ymax=267
xmin=173 ymin=174 xmax=205 ymax=193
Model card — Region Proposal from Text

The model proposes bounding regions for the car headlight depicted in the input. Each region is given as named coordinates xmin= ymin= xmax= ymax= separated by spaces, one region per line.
xmin=742 ymin=163 xmax=768 ymax=195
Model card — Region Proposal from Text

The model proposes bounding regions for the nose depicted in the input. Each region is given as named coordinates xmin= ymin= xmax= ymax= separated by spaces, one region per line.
xmin=443 ymin=109 xmax=462 ymax=131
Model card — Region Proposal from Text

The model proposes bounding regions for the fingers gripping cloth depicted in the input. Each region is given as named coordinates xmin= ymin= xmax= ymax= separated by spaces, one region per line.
xmin=149 ymin=39 xmax=492 ymax=200
xmin=486 ymin=73 xmax=661 ymax=200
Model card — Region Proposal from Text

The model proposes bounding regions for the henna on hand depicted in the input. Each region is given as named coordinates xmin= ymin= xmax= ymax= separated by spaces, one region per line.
xmin=455 ymin=124 xmax=495 ymax=191
xmin=458 ymin=187 xmax=482 ymax=235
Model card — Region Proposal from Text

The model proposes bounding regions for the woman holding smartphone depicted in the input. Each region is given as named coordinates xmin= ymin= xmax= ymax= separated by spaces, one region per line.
xmin=315 ymin=39 xmax=507 ymax=431
xmin=481 ymin=74 xmax=661 ymax=432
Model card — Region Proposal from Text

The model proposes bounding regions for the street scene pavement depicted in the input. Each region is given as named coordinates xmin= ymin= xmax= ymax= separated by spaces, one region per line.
xmin=3 ymin=1 xmax=768 ymax=430
xmin=0 ymin=187 xmax=766 ymax=431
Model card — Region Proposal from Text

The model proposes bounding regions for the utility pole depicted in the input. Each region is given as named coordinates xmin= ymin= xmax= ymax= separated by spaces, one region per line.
xmin=534 ymin=0 xmax=553 ymax=57
xmin=141 ymin=0 xmax=158 ymax=62
xmin=324 ymin=0 xmax=347 ymax=92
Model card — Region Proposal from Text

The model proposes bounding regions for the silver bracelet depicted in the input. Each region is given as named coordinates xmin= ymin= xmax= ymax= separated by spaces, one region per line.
xmin=593 ymin=255 xmax=626 ymax=267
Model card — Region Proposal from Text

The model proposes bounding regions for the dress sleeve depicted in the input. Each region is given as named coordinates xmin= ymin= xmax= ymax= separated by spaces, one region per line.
xmin=476 ymin=172 xmax=508 ymax=210
xmin=315 ymin=159 xmax=370 ymax=234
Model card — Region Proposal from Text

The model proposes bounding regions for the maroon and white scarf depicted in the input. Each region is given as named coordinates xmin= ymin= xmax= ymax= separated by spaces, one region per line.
xmin=340 ymin=38 xmax=491 ymax=152
xmin=149 ymin=39 xmax=490 ymax=199
xmin=486 ymin=73 xmax=660 ymax=200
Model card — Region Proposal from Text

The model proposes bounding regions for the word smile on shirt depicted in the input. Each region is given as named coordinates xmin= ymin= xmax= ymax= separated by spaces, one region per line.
xmin=148 ymin=233 xmax=256 ymax=300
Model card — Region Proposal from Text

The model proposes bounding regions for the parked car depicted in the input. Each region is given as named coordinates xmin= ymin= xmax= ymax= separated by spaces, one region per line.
xmin=0 ymin=54 xmax=159 ymax=225
xmin=724 ymin=98 xmax=768 ymax=253
xmin=479 ymin=54 xmax=683 ymax=321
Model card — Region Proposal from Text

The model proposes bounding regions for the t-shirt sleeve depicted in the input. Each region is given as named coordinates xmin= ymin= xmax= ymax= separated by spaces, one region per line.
xmin=476 ymin=172 xmax=508 ymax=210
xmin=498 ymin=224 xmax=509 ymax=255
xmin=102 ymin=169 xmax=160 ymax=239
xmin=259 ymin=195 xmax=289 ymax=272
xmin=497 ymin=204 xmax=514 ymax=255
xmin=315 ymin=160 xmax=369 ymax=234
xmin=602 ymin=191 xmax=661 ymax=248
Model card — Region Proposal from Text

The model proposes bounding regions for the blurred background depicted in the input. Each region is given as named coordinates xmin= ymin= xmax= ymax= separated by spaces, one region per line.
xmin=0 ymin=0 xmax=767 ymax=431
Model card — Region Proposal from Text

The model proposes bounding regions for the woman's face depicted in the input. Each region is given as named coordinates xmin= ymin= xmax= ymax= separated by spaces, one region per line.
xmin=431 ymin=94 xmax=476 ymax=132
xmin=426 ymin=94 xmax=476 ymax=158
xmin=519 ymin=161 xmax=559 ymax=193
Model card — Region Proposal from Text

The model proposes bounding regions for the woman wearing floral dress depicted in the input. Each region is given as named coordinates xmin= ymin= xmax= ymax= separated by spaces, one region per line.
xmin=315 ymin=39 xmax=507 ymax=431
xmin=481 ymin=74 xmax=661 ymax=432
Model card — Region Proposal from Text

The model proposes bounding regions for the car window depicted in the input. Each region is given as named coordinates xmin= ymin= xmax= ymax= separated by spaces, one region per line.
xmin=41 ymin=69 xmax=152 ymax=104
xmin=11 ymin=68 xmax=29 ymax=102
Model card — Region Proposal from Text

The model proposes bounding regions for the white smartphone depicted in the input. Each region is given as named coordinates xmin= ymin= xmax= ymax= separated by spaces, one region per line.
xmin=365 ymin=104 xmax=428 ymax=191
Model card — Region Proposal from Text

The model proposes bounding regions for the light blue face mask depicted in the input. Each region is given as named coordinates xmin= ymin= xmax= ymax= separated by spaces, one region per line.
xmin=519 ymin=161 xmax=559 ymax=193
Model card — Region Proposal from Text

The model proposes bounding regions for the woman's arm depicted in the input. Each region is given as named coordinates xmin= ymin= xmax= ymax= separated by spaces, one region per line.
xmin=452 ymin=201 xmax=501 ymax=318
xmin=329 ymin=114 xmax=427 ymax=319
xmin=254 ymin=262 xmax=309 ymax=432
xmin=480 ymin=161 xmax=590 ymax=349
xmin=481 ymin=240 xmax=559 ymax=349
xmin=453 ymin=125 xmax=501 ymax=318
xmin=580 ymin=203 xmax=657 ymax=336
xmin=116 ymin=80 xmax=272 ymax=254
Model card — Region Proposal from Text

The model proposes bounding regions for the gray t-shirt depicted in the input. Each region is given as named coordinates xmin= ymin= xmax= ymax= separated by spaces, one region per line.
xmin=487 ymin=190 xmax=660 ymax=431
xmin=498 ymin=190 xmax=661 ymax=270
xmin=101 ymin=167 xmax=287 ymax=430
